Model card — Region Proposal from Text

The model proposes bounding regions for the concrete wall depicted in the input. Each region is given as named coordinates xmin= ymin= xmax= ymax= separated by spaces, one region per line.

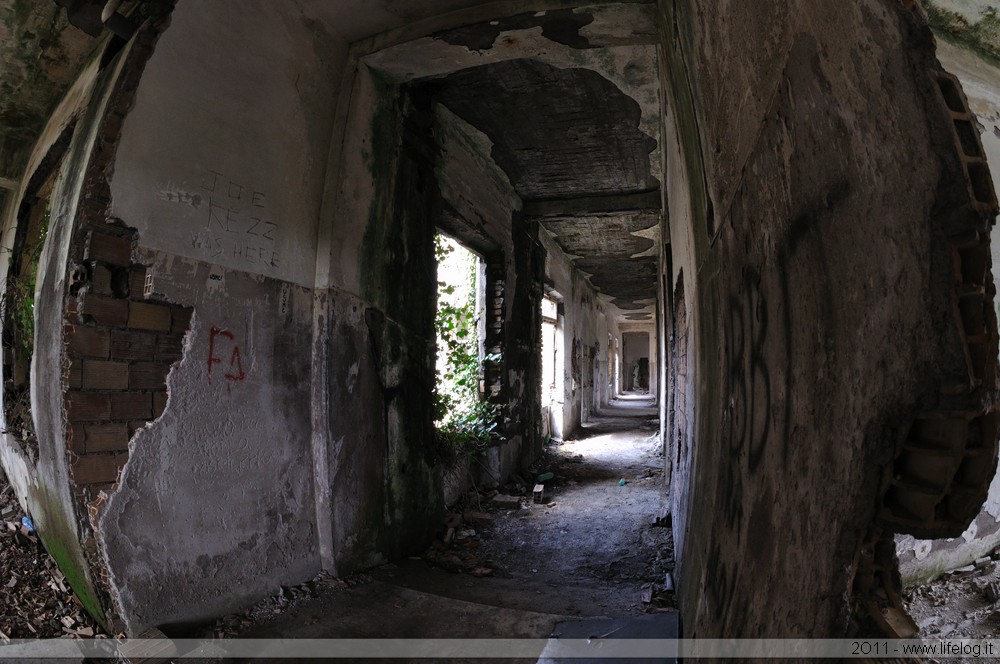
xmin=78 ymin=2 xmax=346 ymax=631
xmin=660 ymin=0 xmax=999 ymax=637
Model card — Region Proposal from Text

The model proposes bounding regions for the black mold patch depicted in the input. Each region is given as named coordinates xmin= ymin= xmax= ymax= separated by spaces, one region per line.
xmin=433 ymin=9 xmax=595 ymax=52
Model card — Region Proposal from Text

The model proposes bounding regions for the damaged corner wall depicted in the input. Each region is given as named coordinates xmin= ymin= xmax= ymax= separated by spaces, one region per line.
xmin=327 ymin=55 xmax=548 ymax=555
xmin=72 ymin=2 xmax=342 ymax=633
xmin=660 ymin=0 xmax=999 ymax=636
xmin=896 ymin=37 xmax=1000 ymax=586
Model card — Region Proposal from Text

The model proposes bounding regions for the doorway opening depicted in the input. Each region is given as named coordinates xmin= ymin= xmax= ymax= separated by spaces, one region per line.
xmin=540 ymin=292 xmax=564 ymax=441
xmin=621 ymin=331 xmax=651 ymax=394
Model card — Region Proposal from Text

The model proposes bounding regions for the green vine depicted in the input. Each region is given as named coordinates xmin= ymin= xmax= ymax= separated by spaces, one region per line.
xmin=3 ymin=206 xmax=47 ymax=451
xmin=433 ymin=234 xmax=501 ymax=458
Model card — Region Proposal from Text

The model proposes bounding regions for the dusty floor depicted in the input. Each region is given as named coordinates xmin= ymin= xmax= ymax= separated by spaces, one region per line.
xmin=471 ymin=395 xmax=673 ymax=617
xmin=203 ymin=395 xmax=676 ymax=647
xmin=905 ymin=551 xmax=1000 ymax=641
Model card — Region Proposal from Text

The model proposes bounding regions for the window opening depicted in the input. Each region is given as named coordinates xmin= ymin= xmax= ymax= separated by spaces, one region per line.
xmin=433 ymin=232 xmax=499 ymax=457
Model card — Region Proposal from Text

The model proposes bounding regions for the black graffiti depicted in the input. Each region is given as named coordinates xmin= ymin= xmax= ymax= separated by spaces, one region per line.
xmin=724 ymin=267 xmax=772 ymax=475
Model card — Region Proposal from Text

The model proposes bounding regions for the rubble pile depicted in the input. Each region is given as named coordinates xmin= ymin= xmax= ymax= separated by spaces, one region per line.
xmin=905 ymin=547 xmax=1000 ymax=639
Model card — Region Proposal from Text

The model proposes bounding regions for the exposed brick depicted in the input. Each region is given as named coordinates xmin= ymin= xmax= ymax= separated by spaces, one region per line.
xmin=85 ymin=230 xmax=131 ymax=266
xmin=72 ymin=454 xmax=126 ymax=485
xmin=110 ymin=329 xmax=155 ymax=361
xmin=83 ymin=360 xmax=129 ymax=390
xmin=66 ymin=297 xmax=79 ymax=318
xmin=152 ymin=391 xmax=168 ymax=418
xmin=67 ymin=392 xmax=110 ymax=421
xmin=128 ymin=420 xmax=148 ymax=436
xmin=68 ymin=360 xmax=83 ymax=389
xmin=68 ymin=424 xmax=85 ymax=454
xmin=110 ymin=392 xmax=151 ymax=420
xmin=88 ymin=483 xmax=117 ymax=498
xmin=171 ymin=306 xmax=193 ymax=334
xmin=91 ymin=264 xmax=113 ymax=296
xmin=155 ymin=334 xmax=184 ymax=362
xmin=81 ymin=294 xmax=129 ymax=327
xmin=129 ymin=362 xmax=169 ymax=389
xmin=129 ymin=268 xmax=146 ymax=301
xmin=127 ymin=301 xmax=171 ymax=332
xmin=67 ymin=325 xmax=110 ymax=358
xmin=85 ymin=422 xmax=130 ymax=452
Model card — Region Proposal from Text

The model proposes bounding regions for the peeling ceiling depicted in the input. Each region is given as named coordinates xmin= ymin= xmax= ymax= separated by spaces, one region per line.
xmin=365 ymin=3 xmax=663 ymax=322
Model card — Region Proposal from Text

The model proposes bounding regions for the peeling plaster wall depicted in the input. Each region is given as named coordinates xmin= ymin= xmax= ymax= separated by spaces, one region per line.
xmin=0 ymin=44 xmax=118 ymax=627
xmin=660 ymin=0 xmax=998 ymax=636
xmin=91 ymin=1 xmax=345 ymax=632
xmin=896 ymin=38 xmax=1000 ymax=586
xmin=97 ymin=258 xmax=318 ymax=632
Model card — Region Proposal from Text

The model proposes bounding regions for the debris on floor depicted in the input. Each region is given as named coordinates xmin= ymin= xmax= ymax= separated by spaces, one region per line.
xmin=905 ymin=545 xmax=1000 ymax=639
xmin=199 ymin=570 xmax=368 ymax=638
xmin=0 ymin=473 xmax=106 ymax=640
xmin=422 ymin=510 xmax=497 ymax=577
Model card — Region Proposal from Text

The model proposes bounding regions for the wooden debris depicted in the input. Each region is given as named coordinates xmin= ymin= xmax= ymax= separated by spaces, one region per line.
xmin=463 ymin=511 xmax=494 ymax=527
xmin=0 ymin=476 xmax=104 ymax=639
xmin=490 ymin=494 xmax=522 ymax=510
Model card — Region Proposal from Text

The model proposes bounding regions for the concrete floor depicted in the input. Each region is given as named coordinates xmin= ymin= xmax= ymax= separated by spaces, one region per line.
xmin=211 ymin=396 xmax=677 ymax=662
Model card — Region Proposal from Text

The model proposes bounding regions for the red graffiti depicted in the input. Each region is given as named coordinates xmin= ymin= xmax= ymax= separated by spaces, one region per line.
xmin=208 ymin=326 xmax=247 ymax=388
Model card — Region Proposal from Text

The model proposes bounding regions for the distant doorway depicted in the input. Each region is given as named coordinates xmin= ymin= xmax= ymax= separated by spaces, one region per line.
xmin=621 ymin=331 xmax=650 ymax=392
xmin=540 ymin=293 xmax=564 ymax=439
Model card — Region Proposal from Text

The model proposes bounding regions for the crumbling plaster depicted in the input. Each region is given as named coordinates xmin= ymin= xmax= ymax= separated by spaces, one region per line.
xmin=98 ymin=255 xmax=319 ymax=633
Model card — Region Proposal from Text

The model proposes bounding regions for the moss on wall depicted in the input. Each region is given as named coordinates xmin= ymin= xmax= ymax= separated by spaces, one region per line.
xmin=923 ymin=0 xmax=1000 ymax=66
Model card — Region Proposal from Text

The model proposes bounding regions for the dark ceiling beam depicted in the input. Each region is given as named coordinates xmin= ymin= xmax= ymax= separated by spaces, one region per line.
xmin=523 ymin=190 xmax=661 ymax=217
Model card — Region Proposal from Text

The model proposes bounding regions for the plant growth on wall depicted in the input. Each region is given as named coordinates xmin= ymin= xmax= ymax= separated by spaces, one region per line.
xmin=433 ymin=233 xmax=500 ymax=458
xmin=2 ymin=202 xmax=49 ymax=455
xmin=924 ymin=0 xmax=1000 ymax=64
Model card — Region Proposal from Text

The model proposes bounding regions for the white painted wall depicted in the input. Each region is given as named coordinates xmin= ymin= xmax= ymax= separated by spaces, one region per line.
xmin=109 ymin=1 xmax=347 ymax=288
